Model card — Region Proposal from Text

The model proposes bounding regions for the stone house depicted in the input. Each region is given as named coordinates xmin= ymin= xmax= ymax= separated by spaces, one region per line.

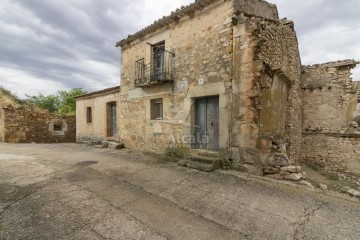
xmin=0 ymin=105 xmax=76 ymax=143
xmin=115 ymin=0 xmax=302 ymax=172
xmin=75 ymin=86 xmax=121 ymax=143
xmin=76 ymin=0 xmax=359 ymax=176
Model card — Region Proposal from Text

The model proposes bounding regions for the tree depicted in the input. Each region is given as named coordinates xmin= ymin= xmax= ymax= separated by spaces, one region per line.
xmin=25 ymin=93 xmax=59 ymax=113
xmin=57 ymin=88 xmax=87 ymax=115
xmin=25 ymin=88 xmax=87 ymax=115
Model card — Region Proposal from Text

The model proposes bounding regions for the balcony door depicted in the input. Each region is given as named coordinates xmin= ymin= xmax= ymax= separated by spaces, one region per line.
xmin=152 ymin=42 xmax=165 ymax=81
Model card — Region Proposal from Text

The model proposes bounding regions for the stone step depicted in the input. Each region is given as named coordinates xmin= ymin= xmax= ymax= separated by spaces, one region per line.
xmin=189 ymin=149 xmax=220 ymax=159
xmin=94 ymin=141 xmax=124 ymax=149
xmin=178 ymin=154 xmax=220 ymax=172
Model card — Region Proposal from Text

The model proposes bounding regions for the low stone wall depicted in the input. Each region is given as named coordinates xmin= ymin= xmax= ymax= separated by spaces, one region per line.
xmin=302 ymin=133 xmax=360 ymax=174
xmin=1 ymin=106 xmax=76 ymax=143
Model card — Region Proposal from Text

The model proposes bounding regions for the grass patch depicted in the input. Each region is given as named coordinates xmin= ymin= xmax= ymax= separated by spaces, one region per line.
xmin=165 ymin=147 xmax=190 ymax=159
xmin=307 ymin=163 xmax=322 ymax=171
xmin=321 ymin=172 xmax=340 ymax=181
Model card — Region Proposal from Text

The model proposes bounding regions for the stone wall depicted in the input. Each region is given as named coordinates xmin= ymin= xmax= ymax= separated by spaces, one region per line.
xmin=117 ymin=0 xmax=302 ymax=171
xmin=302 ymin=60 xmax=359 ymax=132
xmin=234 ymin=0 xmax=279 ymax=20
xmin=76 ymin=88 xmax=120 ymax=143
xmin=230 ymin=16 xmax=302 ymax=168
xmin=302 ymin=134 xmax=360 ymax=173
xmin=1 ymin=105 xmax=76 ymax=143
xmin=0 ymin=107 xmax=4 ymax=142
xmin=119 ymin=0 xmax=234 ymax=152
xmin=301 ymin=60 xmax=360 ymax=175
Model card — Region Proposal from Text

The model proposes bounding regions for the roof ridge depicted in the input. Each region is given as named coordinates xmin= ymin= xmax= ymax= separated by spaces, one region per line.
xmin=115 ymin=0 xmax=219 ymax=47
xmin=75 ymin=86 xmax=120 ymax=100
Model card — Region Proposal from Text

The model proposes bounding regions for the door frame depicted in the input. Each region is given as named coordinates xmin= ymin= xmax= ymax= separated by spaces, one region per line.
xmin=192 ymin=95 xmax=219 ymax=151
xmin=106 ymin=101 xmax=117 ymax=137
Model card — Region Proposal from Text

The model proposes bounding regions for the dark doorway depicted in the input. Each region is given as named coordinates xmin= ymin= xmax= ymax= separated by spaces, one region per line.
xmin=107 ymin=102 xmax=117 ymax=137
xmin=194 ymin=96 xmax=219 ymax=150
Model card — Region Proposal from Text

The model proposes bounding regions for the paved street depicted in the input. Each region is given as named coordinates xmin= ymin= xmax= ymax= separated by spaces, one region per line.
xmin=0 ymin=143 xmax=359 ymax=240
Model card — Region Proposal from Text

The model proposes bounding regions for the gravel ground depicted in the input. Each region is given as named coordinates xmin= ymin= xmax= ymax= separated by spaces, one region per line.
xmin=0 ymin=143 xmax=359 ymax=240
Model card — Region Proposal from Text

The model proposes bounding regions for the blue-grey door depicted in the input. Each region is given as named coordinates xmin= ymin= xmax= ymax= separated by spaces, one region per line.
xmin=153 ymin=44 xmax=165 ymax=80
xmin=108 ymin=102 xmax=116 ymax=137
xmin=194 ymin=96 xmax=219 ymax=150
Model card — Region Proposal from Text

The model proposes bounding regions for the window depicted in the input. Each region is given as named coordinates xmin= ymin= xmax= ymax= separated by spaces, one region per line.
xmin=151 ymin=98 xmax=163 ymax=120
xmin=86 ymin=107 xmax=92 ymax=123
xmin=152 ymin=42 xmax=165 ymax=80
xmin=53 ymin=123 xmax=62 ymax=131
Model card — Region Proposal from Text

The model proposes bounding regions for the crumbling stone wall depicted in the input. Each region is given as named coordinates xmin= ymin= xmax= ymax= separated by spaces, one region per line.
xmin=303 ymin=134 xmax=360 ymax=173
xmin=0 ymin=107 xmax=4 ymax=142
xmin=302 ymin=61 xmax=359 ymax=131
xmin=230 ymin=16 xmax=302 ymax=169
xmin=301 ymin=60 xmax=360 ymax=174
xmin=234 ymin=0 xmax=278 ymax=20
xmin=1 ymin=106 xmax=76 ymax=143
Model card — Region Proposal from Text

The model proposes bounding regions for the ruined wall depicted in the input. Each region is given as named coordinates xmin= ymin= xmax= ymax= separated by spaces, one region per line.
xmin=302 ymin=134 xmax=360 ymax=173
xmin=76 ymin=90 xmax=120 ymax=143
xmin=2 ymin=106 xmax=75 ymax=143
xmin=302 ymin=61 xmax=359 ymax=131
xmin=0 ymin=108 xmax=4 ymax=142
xmin=301 ymin=60 xmax=360 ymax=174
xmin=231 ymin=16 xmax=302 ymax=168
xmin=234 ymin=0 xmax=279 ymax=20
xmin=119 ymin=0 xmax=234 ymax=152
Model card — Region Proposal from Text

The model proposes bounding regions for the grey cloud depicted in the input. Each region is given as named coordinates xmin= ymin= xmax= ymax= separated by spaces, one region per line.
xmin=0 ymin=0 xmax=359 ymax=98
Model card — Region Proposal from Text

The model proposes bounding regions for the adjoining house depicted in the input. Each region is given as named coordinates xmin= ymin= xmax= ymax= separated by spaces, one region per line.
xmin=75 ymin=86 xmax=120 ymax=143
xmin=0 ymin=104 xmax=76 ymax=143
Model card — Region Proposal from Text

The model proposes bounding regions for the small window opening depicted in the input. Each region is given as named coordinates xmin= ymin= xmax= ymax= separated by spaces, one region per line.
xmin=87 ymin=107 xmax=92 ymax=123
xmin=151 ymin=98 xmax=163 ymax=120
xmin=54 ymin=123 xmax=62 ymax=131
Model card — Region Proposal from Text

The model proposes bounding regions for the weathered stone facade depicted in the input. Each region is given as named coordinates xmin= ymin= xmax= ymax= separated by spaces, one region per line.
xmin=301 ymin=60 xmax=360 ymax=174
xmin=231 ymin=17 xmax=302 ymax=169
xmin=0 ymin=105 xmax=4 ymax=142
xmin=76 ymin=86 xmax=120 ymax=143
xmin=0 ymin=105 xmax=76 ymax=143
xmin=116 ymin=0 xmax=302 ymax=173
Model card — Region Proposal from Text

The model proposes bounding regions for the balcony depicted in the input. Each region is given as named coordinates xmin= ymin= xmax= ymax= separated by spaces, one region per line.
xmin=135 ymin=49 xmax=175 ymax=87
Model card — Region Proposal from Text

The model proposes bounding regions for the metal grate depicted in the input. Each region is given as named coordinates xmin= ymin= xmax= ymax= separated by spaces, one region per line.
xmin=135 ymin=48 xmax=175 ymax=87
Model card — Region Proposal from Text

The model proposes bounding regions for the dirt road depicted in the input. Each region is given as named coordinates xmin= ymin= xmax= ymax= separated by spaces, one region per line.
xmin=0 ymin=143 xmax=359 ymax=240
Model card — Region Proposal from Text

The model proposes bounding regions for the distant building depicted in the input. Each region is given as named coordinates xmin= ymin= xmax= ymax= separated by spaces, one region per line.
xmin=75 ymin=86 xmax=120 ymax=143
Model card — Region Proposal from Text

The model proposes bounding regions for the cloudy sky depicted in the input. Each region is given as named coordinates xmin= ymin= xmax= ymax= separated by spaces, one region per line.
xmin=1 ymin=0 xmax=359 ymax=98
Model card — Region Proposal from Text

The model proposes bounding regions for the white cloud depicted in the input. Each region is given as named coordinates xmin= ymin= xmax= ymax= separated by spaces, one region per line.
xmin=0 ymin=66 xmax=66 ymax=98
xmin=0 ymin=0 xmax=359 ymax=97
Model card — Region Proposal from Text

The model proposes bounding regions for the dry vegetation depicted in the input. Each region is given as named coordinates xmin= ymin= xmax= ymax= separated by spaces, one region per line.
xmin=0 ymin=86 xmax=48 ymax=113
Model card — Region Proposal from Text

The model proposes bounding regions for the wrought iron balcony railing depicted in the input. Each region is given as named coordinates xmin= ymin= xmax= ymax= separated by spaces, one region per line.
xmin=135 ymin=50 xmax=175 ymax=87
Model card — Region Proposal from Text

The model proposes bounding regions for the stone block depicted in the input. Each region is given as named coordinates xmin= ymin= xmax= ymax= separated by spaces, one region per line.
xmin=283 ymin=173 xmax=303 ymax=181
xmin=280 ymin=166 xmax=301 ymax=173
xmin=263 ymin=166 xmax=280 ymax=175
xmin=268 ymin=153 xmax=289 ymax=167
xmin=108 ymin=142 xmax=125 ymax=150
xmin=184 ymin=155 xmax=220 ymax=172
